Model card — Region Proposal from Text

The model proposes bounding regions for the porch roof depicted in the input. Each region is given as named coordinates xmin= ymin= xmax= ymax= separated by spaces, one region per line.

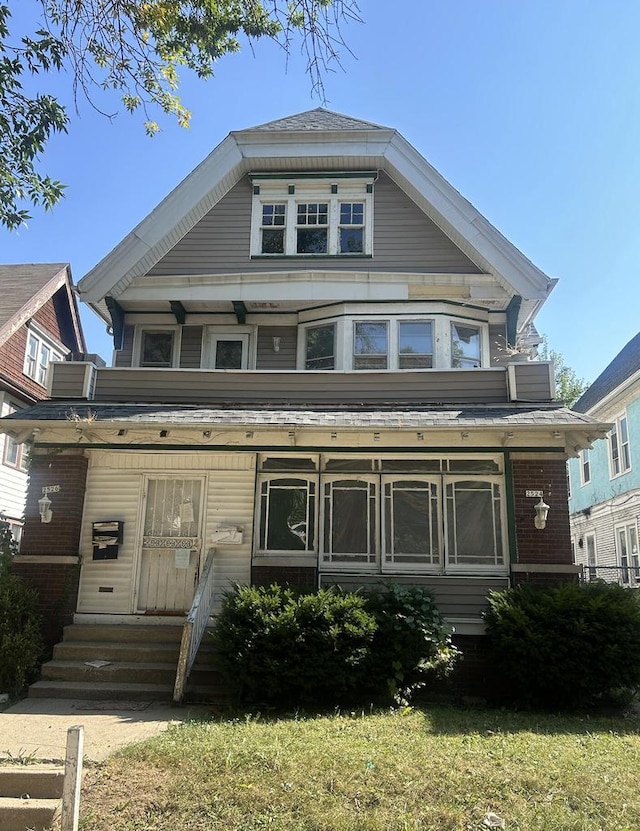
xmin=2 ymin=401 xmax=605 ymax=430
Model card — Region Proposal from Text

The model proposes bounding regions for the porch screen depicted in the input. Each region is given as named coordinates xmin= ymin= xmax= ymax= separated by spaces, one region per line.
xmin=445 ymin=479 xmax=503 ymax=567
xmin=144 ymin=478 xmax=201 ymax=539
xmin=384 ymin=480 xmax=439 ymax=567
xmin=323 ymin=479 xmax=377 ymax=564
xmin=259 ymin=478 xmax=315 ymax=552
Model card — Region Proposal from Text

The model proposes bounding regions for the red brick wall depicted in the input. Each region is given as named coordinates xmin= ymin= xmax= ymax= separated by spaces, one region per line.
xmin=21 ymin=453 xmax=88 ymax=556
xmin=252 ymin=565 xmax=317 ymax=591
xmin=11 ymin=559 xmax=80 ymax=651
xmin=511 ymin=457 xmax=571 ymax=565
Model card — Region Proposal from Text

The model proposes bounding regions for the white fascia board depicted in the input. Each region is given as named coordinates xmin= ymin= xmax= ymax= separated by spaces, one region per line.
xmin=383 ymin=134 xmax=554 ymax=301
xmin=586 ymin=370 xmax=640 ymax=417
xmin=79 ymin=136 xmax=244 ymax=302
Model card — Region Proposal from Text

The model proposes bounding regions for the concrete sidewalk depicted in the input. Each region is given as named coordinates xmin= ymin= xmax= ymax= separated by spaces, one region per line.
xmin=0 ymin=698 xmax=210 ymax=763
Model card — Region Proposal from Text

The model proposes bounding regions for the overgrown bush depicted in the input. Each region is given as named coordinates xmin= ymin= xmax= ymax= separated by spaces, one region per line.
xmin=484 ymin=581 xmax=640 ymax=710
xmin=0 ymin=518 xmax=44 ymax=698
xmin=362 ymin=584 xmax=459 ymax=702
xmin=214 ymin=583 xmax=458 ymax=708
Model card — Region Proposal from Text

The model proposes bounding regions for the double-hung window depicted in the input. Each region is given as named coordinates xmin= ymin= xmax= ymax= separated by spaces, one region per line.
xmin=580 ymin=448 xmax=591 ymax=485
xmin=616 ymin=523 xmax=639 ymax=586
xmin=251 ymin=175 xmax=374 ymax=257
xmin=354 ymin=321 xmax=388 ymax=370
xmin=2 ymin=405 xmax=26 ymax=470
xmin=398 ymin=320 xmax=433 ymax=368
xmin=610 ymin=414 xmax=631 ymax=477
xmin=23 ymin=329 xmax=64 ymax=386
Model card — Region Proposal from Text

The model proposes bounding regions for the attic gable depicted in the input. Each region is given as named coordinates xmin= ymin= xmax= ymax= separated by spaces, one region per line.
xmin=78 ymin=109 xmax=555 ymax=323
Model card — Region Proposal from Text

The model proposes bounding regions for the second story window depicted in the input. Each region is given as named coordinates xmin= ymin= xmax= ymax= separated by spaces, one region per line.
xmin=24 ymin=329 xmax=64 ymax=386
xmin=354 ymin=321 xmax=388 ymax=370
xmin=339 ymin=202 xmax=364 ymax=253
xmin=398 ymin=321 xmax=433 ymax=368
xmin=451 ymin=323 xmax=481 ymax=368
xmin=297 ymin=203 xmax=329 ymax=253
xmin=610 ymin=414 xmax=631 ymax=477
xmin=140 ymin=330 xmax=175 ymax=367
xmin=305 ymin=324 xmax=335 ymax=369
xmin=580 ymin=448 xmax=591 ymax=485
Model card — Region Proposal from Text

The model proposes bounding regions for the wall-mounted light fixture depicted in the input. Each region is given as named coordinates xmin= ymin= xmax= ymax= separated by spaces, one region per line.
xmin=272 ymin=337 xmax=281 ymax=353
xmin=38 ymin=493 xmax=53 ymax=524
xmin=534 ymin=496 xmax=550 ymax=530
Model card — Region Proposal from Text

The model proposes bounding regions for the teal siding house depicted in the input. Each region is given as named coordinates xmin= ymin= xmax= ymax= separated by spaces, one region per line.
xmin=568 ymin=332 xmax=640 ymax=584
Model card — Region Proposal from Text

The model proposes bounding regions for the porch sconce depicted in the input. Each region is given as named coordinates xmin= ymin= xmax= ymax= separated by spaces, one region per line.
xmin=272 ymin=337 xmax=281 ymax=353
xmin=534 ymin=496 xmax=550 ymax=530
xmin=38 ymin=493 xmax=53 ymax=524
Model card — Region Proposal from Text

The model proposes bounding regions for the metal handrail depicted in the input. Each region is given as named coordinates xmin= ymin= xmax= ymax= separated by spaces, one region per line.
xmin=580 ymin=564 xmax=640 ymax=586
xmin=173 ymin=547 xmax=217 ymax=704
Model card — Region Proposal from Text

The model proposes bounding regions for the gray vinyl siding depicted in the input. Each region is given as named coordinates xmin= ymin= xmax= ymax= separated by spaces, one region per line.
xmin=49 ymin=362 xmax=90 ymax=398
xmin=512 ymin=362 xmax=553 ymax=401
xmin=489 ymin=324 xmax=508 ymax=366
xmin=319 ymin=574 xmax=509 ymax=618
xmin=114 ymin=325 xmax=134 ymax=368
xmin=256 ymin=326 xmax=298 ymax=369
xmin=180 ymin=326 xmax=203 ymax=368
xmin=92 ymin=367 xmax=509 ymax=404
xmin=148 ymin=172 xmax=481 ymax=276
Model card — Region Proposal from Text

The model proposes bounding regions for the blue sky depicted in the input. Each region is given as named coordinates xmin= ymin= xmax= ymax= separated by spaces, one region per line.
xmin=2 ymin=1 xmax=639 ymax=383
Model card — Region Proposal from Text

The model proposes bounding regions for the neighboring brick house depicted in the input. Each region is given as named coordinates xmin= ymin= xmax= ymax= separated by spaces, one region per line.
xmin=0 ymin=110 xmax=608 ymax=698
xmin=0 ymin=264 xmax=86 ymax=541
xmin=568 ymin=331 xmax=640 ymax=585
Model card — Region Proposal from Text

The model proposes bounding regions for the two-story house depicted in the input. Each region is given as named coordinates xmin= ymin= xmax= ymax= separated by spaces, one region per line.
xmin=0 ymin=264 xmax=86 ymax=542
xmin=569 ymin=331 xmax=640 ymax=585
xmin=2 ymin=110 xmax=608 ymax=700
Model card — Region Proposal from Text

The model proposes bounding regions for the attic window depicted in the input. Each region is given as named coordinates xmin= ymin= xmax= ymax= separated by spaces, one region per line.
xmin=250 ymin=175 xmax=374 ymax=257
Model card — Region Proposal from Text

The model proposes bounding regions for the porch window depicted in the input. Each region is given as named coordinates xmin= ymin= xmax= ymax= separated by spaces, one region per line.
xmin=445 ymin=479 xmax=504 ymax=568
xmin=322 ymin=479 xmax=377 ymax=565
xmin=258 ymin=477 xmax=316 ymax=552
xmin=383 ymin=479 xmax=440 ymax=568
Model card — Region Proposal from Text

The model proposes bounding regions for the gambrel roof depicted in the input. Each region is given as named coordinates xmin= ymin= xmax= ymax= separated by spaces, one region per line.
xmin=0 ymin=263 xmax=85 ymax=352
xmin=78 ymin=108 xmax=556 ymax=326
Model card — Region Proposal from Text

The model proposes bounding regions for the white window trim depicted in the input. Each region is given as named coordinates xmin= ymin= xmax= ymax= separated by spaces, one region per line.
xmin=609 ymin=412 xmax=631 ymax=479
xmin=615 ymin=522 xmax=639 ymax=586
xmin=23 ymin=325 xmax=65 ymax=386
xmin=579 ymin=448 xmax=591 ymax=486
xmin=584 ymin=531 xmax=597 ymax=580
xmin=203 ymin=327 xmax=253 ymax=370
xmin=133 ymin=326 xmax=181 ymax=368
xmin=2 ymin=404 xmax=26 ymax=471
xmin=250 ymin=178 xmax=374 ymax=258
xmin=298 ymin=315 xmax=489 ymax=371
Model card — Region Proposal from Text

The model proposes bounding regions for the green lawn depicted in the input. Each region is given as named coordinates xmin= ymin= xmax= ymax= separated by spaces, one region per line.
xmin=80 ymin=706 xmax=640 ymax=831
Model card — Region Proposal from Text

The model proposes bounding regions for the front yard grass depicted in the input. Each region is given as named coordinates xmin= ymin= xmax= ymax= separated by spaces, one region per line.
xmin=80 ymin=706 xmax=640 ymax=831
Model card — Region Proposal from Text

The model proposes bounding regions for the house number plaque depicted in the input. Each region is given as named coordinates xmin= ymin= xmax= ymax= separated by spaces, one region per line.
xmin=525 ymin=490 xmax=543 ymax=498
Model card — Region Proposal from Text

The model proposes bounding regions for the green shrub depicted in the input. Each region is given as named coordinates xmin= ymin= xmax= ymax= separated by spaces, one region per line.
xmin=484 ymin=582 xmax=640 ymax=709
xmin=214 ymin=583 xmax=458 ymax=708
xmin=363 ymin=584 xmax=459 ymax=702
xmin=0 ymin=518 xmax=44 ymax=697
xmin=214 ymin=584 xmax=376 ymax=707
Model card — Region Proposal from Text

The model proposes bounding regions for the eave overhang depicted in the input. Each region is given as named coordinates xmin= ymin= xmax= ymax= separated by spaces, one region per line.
xmin=78 ymin=118 xmax=555 ymax=332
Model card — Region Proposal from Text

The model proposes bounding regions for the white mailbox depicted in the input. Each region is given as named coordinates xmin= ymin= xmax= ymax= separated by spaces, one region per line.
xmin=211 ymin=525 xmax=244 ymax=545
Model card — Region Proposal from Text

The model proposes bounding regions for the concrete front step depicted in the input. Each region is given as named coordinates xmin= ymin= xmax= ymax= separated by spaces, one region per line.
xmin=0 ymin=766 xmax=64 ymax=799
xmin=62 ymin=623 xmax=189 ymax=643
xmin=53 ymin=639 xmax=217 ymax=665
xmin=41 ymin=659 xmax=222 ymax=687
xmin=0 ymin=796 xmax=60 ymax=831
xmin=28 ymin=679 xmax=176 ymax=701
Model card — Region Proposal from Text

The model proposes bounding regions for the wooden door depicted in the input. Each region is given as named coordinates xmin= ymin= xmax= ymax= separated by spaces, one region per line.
xmin=136 ymin=477 xmax=204 ymax=613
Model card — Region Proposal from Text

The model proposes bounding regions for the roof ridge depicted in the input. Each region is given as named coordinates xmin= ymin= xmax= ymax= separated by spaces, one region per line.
xmin=240 ymin=107 xmax=389 ymax=132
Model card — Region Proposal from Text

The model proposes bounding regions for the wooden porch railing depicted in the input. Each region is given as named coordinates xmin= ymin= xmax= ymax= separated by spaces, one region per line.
xmin=173 ymin=547 xmax=217 ymax=704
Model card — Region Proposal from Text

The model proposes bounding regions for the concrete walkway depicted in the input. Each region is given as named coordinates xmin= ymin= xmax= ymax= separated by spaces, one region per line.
xmin=0 ymin=699 xmax=210 ymax=763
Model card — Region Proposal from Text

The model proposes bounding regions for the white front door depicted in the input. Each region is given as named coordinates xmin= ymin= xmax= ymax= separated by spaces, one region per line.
xmin=136 ymin=477 xmax=205 ymax=613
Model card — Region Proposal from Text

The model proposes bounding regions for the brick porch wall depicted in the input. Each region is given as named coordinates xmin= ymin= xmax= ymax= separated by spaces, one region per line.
xmin=12 ymin=451 xmax=88 ymax=649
